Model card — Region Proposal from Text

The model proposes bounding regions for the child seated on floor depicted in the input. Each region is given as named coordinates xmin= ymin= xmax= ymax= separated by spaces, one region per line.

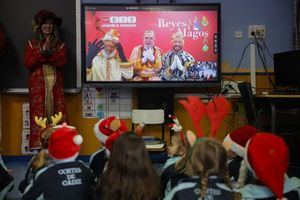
xmin=19 ymin=113 xmax=62 ymax=193
xmin=0 ymin=154 xmax=14 ymax=200
xmin=165 ymin=131 xmax=241 ymax=200
xmin=22 ymin=123 xmax=95 ymax=200
xmin=89 ymin=116 xmax=128 ymax=179
xmin=18 ymin=126 xmax=55 ymax=193
xmin=94 ymin=132 xmax=161 ymax=200
xmin=163 ymin=116 xmax=187 ymax=169
xmin=162 ymin=95 xmax=232 ymax=198
xmin=237 ymin=133 xmax=300 ymax=200
xmin=161 ymin=115 xmax=189 ymax=196
xmin=222 ymin=125 xmax=258 ymax=182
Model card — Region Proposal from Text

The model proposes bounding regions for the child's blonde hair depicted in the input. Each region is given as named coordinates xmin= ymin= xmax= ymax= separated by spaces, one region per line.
xmin=32 ymin=126 xmax=55 ymax=171
xmin=189 ymin=138 xmax=232 ymax=198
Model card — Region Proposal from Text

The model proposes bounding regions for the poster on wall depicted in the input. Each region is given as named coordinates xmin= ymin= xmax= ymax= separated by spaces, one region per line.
xmin=82 ymin=86 xmax=132 ymax=119
xmin=21 ymin=103 xmax=35 ymax=155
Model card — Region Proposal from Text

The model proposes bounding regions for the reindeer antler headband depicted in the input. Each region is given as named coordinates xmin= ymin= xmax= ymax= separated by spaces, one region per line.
xmin=179 ymin=95 xmax=231 ymax=139
xmin=35 ymin=111 xmax=63 ymax=129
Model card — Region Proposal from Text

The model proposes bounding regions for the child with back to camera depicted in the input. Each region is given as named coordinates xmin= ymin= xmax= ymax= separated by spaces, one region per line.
xmin=162 ymin=95 xmax=232 ymax=198
xmin=94 ymin=132 xmax=161 ymax=200
xmin=89 ymin=116 xmax=128 ymax=179
xmin=164 ymin=131 xmax=241 ymax=200
xmin=22 ymin=123 xmax=95 ymax=200
xmin=0 ymin=154 xmax=14 ymax=200
xmin=161 ymin=116 xmax=189 ymax=197
xmin=163 ymin=115 xmax=187 ymax=169
xmin=19 ymin=112 xmax=62 ymax=193
xmin=222 ymin=125 xmax=258 ymax=182
xmin=237 ymin=133 xmax=300 ymax=200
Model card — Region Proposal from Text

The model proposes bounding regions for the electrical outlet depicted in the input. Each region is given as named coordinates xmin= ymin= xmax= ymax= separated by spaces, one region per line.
xmin=235 ymin=31 xmax=243 ymax=39
xmin=248 ymin=25 xmax=266 ymax=39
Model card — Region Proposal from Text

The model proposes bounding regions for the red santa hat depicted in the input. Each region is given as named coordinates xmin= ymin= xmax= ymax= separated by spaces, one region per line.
xmin=223 ymin=125 xmax=258 ymax=157
xmin=244 ymin=133 xmax=289 ymax=199
xmin=94 ymin=116 xmax=128 ymax=151
xmin=48 ymin=123 xmax=83 ymax=160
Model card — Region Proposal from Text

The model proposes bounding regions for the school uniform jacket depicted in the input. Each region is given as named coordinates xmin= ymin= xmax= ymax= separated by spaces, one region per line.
xmin=19 ymin=152 xmax=53 ymax=193
xmin=22 ymin=160 xmax=95 ymax=200
xmin=228 ymin=156 xmax=243 ymax=181
xmin=161 ymin=161 xmax=188 ymax=197
xmin=237 ymin=177 xmax=300 ymax=200
xmin=164 ymin=176 xmax=238 ymax=200
xmin=89 ymin=148 xmax=108 ymax=178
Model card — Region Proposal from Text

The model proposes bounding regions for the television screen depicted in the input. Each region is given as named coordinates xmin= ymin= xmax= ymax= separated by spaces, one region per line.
xmin=82 ymin=4 xmax=221 ymax=87
xmin=273 ymin=50 xmax=300 ymax=90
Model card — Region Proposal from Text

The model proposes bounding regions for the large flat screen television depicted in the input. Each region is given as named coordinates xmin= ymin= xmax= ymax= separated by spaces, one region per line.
xmin=82 ymin=4 xmax=221 ymax=87
xmin=273 ymin=50 xmax=300 ymax=91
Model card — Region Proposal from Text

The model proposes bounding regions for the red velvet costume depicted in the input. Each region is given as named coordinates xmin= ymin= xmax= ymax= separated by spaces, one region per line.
xmin=0 ymin=28 xmax=7 ymax=56
xmin=24 ymin=39 xmax=67 ymax=149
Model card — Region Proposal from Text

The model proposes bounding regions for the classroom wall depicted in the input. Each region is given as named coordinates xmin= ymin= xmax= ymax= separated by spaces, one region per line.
xmin=0 ymin=93 xmax=131 ymax=155
xmin=0 ymin=75 xmax=272 ymax=155
xmin=0 ymin=0 xmax=293 ymax=155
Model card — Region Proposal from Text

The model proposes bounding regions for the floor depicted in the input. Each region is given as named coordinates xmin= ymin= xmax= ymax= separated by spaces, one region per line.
xmin=5 ymin=161 xmax=26 ymax=200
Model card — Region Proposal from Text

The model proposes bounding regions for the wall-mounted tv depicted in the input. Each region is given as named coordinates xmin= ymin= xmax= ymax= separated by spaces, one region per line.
xmin=82 ymin=4 xmax=221 ymax=87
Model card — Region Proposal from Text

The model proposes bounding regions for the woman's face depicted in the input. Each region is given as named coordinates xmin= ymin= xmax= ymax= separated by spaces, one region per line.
xmin=41 ymin=19 xmax=54 ymax=37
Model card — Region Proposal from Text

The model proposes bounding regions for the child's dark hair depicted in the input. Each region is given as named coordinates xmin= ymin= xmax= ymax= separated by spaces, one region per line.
xmin=95 ymin=132 xmax=161 ymax=200
xmin=189 ymin=138 xmax=233 ymax=198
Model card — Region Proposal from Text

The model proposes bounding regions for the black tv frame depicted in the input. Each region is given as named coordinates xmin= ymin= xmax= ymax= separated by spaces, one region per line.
xmin=81 ymin=3 xmax=221 ymax=88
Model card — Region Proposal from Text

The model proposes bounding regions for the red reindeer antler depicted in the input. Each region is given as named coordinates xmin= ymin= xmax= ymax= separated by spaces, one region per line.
xmin=206 ymin=95 xmax=231 ymax=138
xmin=179 ymin=96 xmax=206 ymax=138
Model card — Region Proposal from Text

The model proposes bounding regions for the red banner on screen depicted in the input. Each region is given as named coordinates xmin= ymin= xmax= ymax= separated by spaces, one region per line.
xmin=85 ymin=10 xmax=218 ymax=62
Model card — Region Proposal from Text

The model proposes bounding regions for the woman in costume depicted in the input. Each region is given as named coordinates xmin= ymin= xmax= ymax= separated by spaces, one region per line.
xmin=24 ymin=10 xmax=67 ymax=150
